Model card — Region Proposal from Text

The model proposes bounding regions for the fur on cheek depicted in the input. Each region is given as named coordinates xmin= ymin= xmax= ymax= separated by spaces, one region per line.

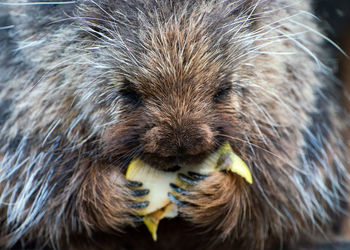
xmin=179 ymin=171 xmax=250 ymax=238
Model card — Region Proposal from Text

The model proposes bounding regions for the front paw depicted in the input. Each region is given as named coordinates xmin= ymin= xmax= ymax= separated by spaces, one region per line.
xmin=168 ymin=171 xmax=208 ymax=207
xmin=125 ymin=180 xmax=150 ymax=222
xmin=170 ymin=171 xmax=250 ymax=237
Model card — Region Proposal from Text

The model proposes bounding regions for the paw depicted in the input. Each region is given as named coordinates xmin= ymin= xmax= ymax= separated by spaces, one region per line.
xmin=168 ymin=171 xmax=209 ymax=207
xmin=170 ymin=170 xmax=248 ymax=235
xmin=125 ymin=179 xmax=150 ymax=222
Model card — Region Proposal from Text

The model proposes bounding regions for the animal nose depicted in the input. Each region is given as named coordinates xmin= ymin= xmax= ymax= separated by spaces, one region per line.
xmin=166 ymin=131 xmax=207 ymax=157
xmin=143 ymin=124 xmax=214 ymax=158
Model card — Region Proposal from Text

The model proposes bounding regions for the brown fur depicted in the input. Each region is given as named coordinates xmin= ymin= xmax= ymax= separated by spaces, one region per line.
xmin=0 ymin=0 xmax=349 ymax=249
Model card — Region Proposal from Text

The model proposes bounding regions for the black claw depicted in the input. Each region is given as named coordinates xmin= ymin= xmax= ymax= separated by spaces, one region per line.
xmin=168 ymin=192 xmax=188 ymax=207
xmin=169 ymin=183 xmax=189 ymax=195
xmin=130 ymin=201 xmax=149 ymax=209
xmin=125 ymin=180 xmax=143 ymax=187
xmin=188 ymin=171 xmax=208 ymax=180
xmin=129 ymin=214 xmax=144 ymax=222
xmin=131 ymin=189 xmax=149 ymax=197
xmin=178 ymin=173 xmax=198 ymax=185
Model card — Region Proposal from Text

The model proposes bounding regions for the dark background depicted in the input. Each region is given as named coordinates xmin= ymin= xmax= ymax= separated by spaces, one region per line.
xmin=314 ymin=0 xmax=350 ymax=42
xmin=314 ymin=0 xmax=350 ymax=84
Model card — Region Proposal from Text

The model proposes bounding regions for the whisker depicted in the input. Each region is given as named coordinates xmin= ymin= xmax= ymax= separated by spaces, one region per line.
xmin=0 ymin=25 xmax=14 ymax=30
xmin=289 ymin=19 xmax=348 ymax=57
xmin=0 ymin=1 xmax=76 ymax=6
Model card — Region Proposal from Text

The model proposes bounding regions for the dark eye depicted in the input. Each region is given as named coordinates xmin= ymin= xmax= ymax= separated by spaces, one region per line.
xmin=213 ymin=84 xmax=232 ymax=103
xmin=119 ymin=81 xmax=142 ymax=107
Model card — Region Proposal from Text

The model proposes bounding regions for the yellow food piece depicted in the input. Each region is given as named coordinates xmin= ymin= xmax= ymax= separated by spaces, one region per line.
xmin=125 ymin=142 xmax=252 ymax=241
xmin=126 ymin=159 xmax=175 ymax=215
xmin=143 ymin=203 xmax=177 ymax=241
xmin=216 ymin=143 xmax=253 ymax=184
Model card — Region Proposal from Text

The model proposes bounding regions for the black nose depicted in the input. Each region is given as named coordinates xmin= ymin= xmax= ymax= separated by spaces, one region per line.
xmin=142 ymin=124 xmax=214 ymax=158
xmin=161 ymin=132 xmax=208 ymax=157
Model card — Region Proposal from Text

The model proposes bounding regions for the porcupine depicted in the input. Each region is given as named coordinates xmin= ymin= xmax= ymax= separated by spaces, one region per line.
xmin=0 ymin=0 xmax=349 ymax=249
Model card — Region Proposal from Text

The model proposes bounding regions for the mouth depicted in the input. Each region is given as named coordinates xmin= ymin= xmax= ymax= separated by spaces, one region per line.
xmin=125 ymin=142 xmax=253 ymax=241
xmin=140 ymin=151 xmax=212 ymax=171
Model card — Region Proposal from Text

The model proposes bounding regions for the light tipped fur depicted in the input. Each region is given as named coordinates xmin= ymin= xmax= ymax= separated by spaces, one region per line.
xmin=0 ymin=0 xmax=349 ymax=249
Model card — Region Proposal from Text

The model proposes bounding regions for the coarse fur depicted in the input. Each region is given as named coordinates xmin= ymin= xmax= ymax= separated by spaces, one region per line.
xmin=0 ymin=0 xmax=349 ymax=249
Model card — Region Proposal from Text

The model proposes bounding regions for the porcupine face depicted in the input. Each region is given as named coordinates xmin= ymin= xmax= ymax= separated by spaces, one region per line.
xmin=92 ymin=0 xmax=261 ymax=171
xmin=77 ymin=0 xmax=348 ymax=242
xmin=110 ymin=59 xmax=239 ymax=170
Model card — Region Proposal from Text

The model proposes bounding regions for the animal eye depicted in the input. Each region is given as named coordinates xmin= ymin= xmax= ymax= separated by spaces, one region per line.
xmin=213 ymin=85 xmax=232 ymax=103
xmin=119 ymin=81 xmax=142 ymax=107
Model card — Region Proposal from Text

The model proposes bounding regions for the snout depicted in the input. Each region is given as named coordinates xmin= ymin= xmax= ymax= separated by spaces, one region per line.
xmin=142 ymin=122 xmax=214 ymax=168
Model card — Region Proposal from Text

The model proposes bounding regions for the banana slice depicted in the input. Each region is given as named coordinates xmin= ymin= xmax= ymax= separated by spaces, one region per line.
xmin=125 ymin=142 xmax=252 ymax=240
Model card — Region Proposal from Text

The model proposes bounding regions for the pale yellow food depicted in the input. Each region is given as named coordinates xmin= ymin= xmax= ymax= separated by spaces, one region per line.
xmin=126 ymin=159 xmax=176 ymax=216
xmin=125 ymin=142 xmax=252 ymax=241
xmin=142 ymin=203 xmax=177 ymax=241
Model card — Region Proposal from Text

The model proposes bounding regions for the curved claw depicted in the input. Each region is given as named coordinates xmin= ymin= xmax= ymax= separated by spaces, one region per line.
xmin=125 ymin=180 xmax=143 ymax=187
xmin=130 ymin=201 xmax=149 ymax=209
xmin=178 ymin=173 xmax=198 ymax=185
xmin=188 ymin=171 xmax=208 ymax=180
xmin=168 ymin=192 xmax=188 ymax=207
xmin=131 ymin=189 xmax=149 ymax=197
xmin=129 ymin=214 xmax=144 ymax=222
xmin=169 ymin=183 xmax=189 ymax=195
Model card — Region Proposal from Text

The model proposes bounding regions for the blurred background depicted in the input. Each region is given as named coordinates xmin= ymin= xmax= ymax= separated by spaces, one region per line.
xmin=314 ymin=0 xmax=350 ymax=107
xmin=314 ymin=0 xmax=350 ymax=241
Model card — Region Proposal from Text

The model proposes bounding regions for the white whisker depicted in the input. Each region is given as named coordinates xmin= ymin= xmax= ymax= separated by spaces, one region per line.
xmin=0 ymin=1 xmax=75 ymax=6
